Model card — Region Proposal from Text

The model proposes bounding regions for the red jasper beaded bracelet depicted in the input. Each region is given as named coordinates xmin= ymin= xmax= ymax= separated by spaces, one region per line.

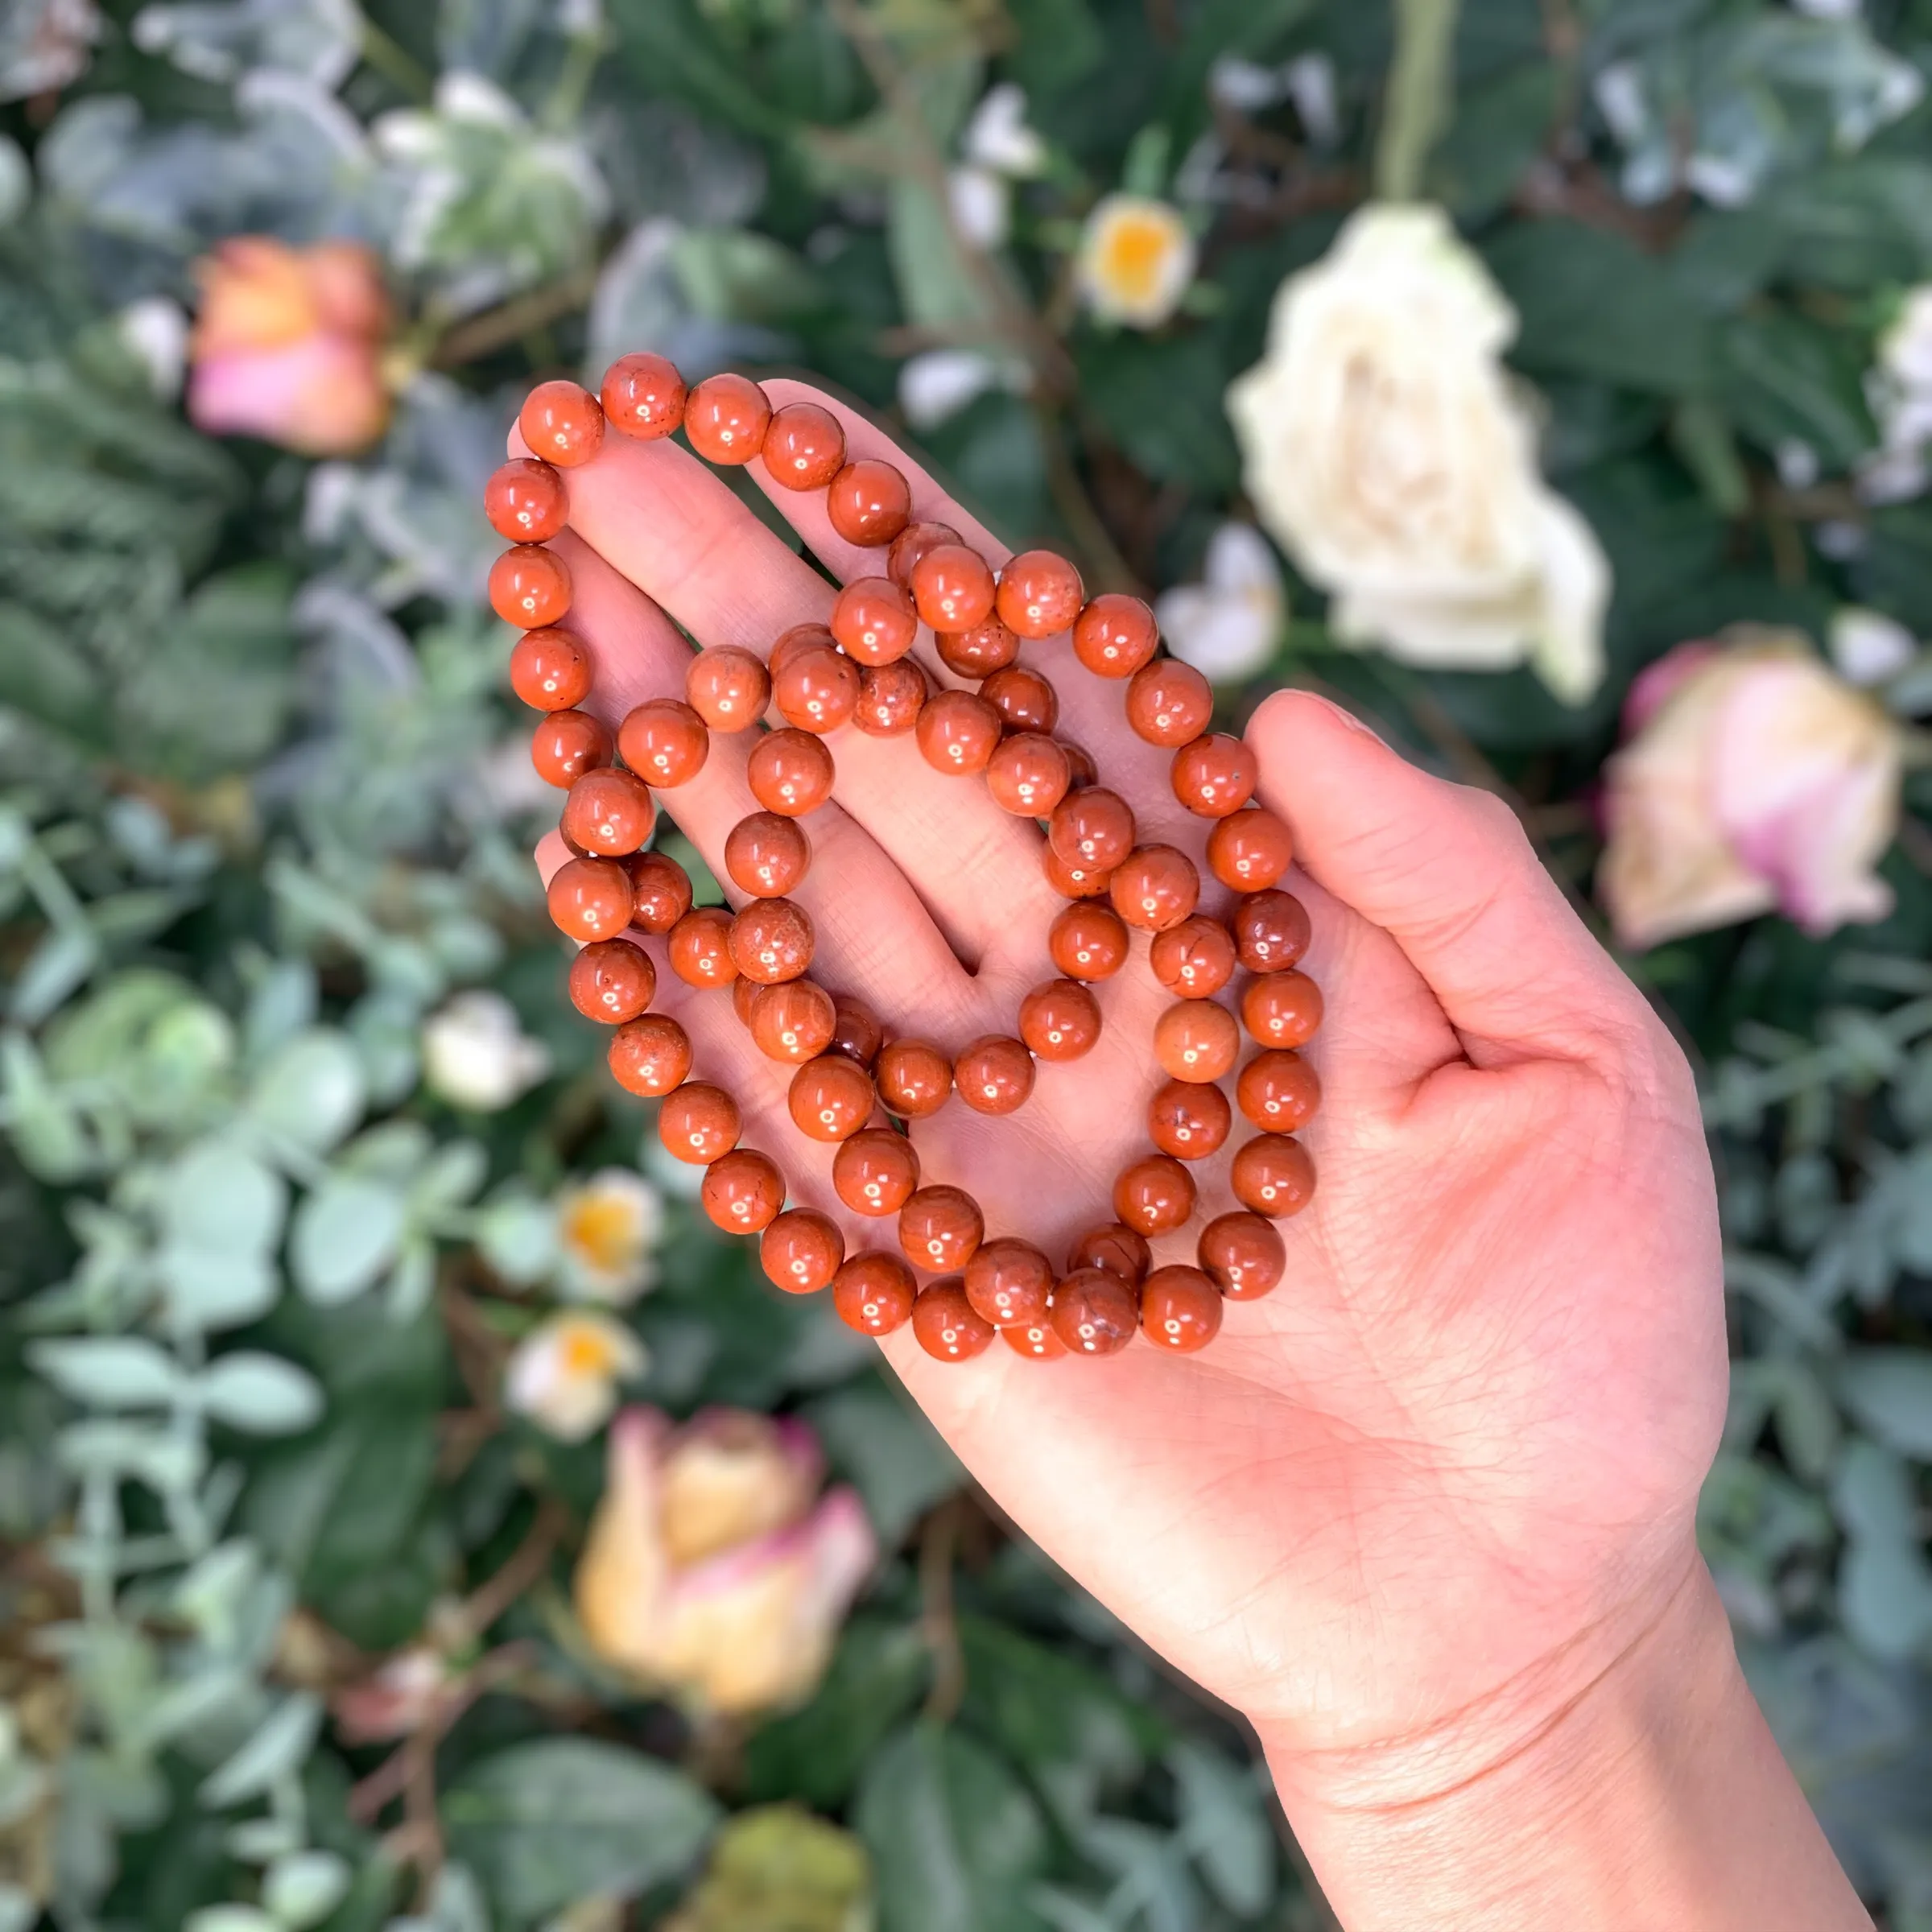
xmin=485 ymin=355 xmax=1320 ymax=1364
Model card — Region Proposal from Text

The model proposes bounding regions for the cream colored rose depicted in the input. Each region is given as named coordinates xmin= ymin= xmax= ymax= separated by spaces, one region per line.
xmin=1600 ymin=627 xmax=1901 ymax=949
xmin=1226 ymin=204 xmax=1609 ymax=703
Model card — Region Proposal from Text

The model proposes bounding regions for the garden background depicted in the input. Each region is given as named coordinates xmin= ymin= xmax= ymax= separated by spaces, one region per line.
xmin=4 ymin=0 xmax=1932 ymax=1927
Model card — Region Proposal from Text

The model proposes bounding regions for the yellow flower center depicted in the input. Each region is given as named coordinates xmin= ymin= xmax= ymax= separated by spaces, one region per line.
xmin=564 ymin=1193 xmax=641 ymax=1277
xmin=1098 ymin=213 xmax=1179 ymax=305
xmin=558 ymin=1323 xmax=618 ymax=1377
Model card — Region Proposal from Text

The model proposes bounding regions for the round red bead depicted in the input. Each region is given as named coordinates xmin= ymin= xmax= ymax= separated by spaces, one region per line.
xmin=601 ymin=352 xmax=686 ymax=440
xmin=518 ymin=380 xmax=604 ymax=467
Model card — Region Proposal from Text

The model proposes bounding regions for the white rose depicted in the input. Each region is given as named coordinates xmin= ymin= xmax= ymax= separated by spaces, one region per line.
xmin=1225 ymin=204 xmax=1610 ymax=704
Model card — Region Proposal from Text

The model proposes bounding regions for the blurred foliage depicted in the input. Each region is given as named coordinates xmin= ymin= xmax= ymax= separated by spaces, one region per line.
xmin=2 ymin=0 xmax=1932 ymax=1928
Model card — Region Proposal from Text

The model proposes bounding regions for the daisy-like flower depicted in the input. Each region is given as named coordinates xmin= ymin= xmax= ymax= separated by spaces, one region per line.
xmin=946 ymin=81 xmax=1046 ymax=250
xmin=1077 ymin=195 xmax=1196 ymax=329
xmin=506 ymin=1311 xmax=646 ymax=1442
xmin=555 ymin=1168 xmax=664 ymax=1305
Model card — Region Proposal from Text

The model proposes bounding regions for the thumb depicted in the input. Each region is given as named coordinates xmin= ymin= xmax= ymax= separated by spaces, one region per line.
xmin=1247 ymin=690 xmax=1641 ymax=1067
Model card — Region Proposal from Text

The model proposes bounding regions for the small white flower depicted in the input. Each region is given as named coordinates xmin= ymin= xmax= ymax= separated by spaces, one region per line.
xmin=1208 ymin=56 xmax=1282 ymax=114
xmin=1284 ymin=53 xmax=1340 ymax=147
xmin=1880 ymin=287 xmax=1932 ymax=392
xmin=1156 ymin=525 xmax=1286 ymax=682
xmin=963 ymin=83 xmax=1046 ymax=177
xmin=555 ymin=1168 xmax=664 ymax=1304
xmin=421 ymin=990 xmax=551 ymax=1112
xmin=1830 ymin=607 xmax=1916 ymax=686
xmin=898 ymin=348 xmax=1018 ymax=428
xmin=1774 ymin=439 xmax=1819 ymax=490
xmin=506 ymin=1311 xmax=646 ymax=1442
xmin=947 ymin=165 xmax=1009 ymax=250
xmin=1077 ymin=195 xmax=1196 ymax=329
xmin=117 ymin=296 xmax=188 ymax=399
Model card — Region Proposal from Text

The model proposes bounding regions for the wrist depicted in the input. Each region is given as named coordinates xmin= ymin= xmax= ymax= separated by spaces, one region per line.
xmin=1255 ymin=1559 xmax=1871 ymax=1932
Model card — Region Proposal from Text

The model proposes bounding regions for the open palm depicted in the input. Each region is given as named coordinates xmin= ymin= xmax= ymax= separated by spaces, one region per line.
xmin=525 ymin=382 xmax=1728 ymax=1805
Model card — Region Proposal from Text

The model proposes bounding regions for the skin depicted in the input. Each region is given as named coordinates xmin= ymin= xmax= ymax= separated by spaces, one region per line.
xmin=520 ymin=382 xmax=1872 ymax=1930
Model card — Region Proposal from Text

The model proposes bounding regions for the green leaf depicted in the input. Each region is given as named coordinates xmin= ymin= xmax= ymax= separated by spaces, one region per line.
xmin=887 ymin=178 xmax=997 ymax=335
xmin=246 ymin=1030 xmax=366 ymax=1156
xmin=1168 ymin=1740 xmax=1276 ymax=1915
xmin=1002 ymin=0 xmax=1105 ymax=97
xmin=1158 ymin=0 xmax=1316 ymax=147
xmin=1716 ymin=312 xmax=1874 ymax=469
xmin=28 ymin=1336 xmax=180 ymax=1408
xmin=262 ymin=1849 xmax=351 ymax=1929
xmin=1079 ymin=333 xmax=1242 ymax=493
xmin=289 ymin=1175 xmax=407 ymax=1306
xmin=805 ymin=1377 xmax=962 ymax=1546
xmin=195 ymin=1353 xmax=324 ymax=1435
xmin=855 ymin=1724 xmax=1049 ymax=1932
xmin=165 ymin=1141 xmax=287 ymax=1257
xmin=1430 ymin=62 xmax=1559 ymax=220
xmin=1839 ymin=1352 xmax=1932 ymax=1459
xmin=200 ymin=1694 xmax=323 ymax=1808
xmin=444 ymin=1740 xmax=721 ymax=1925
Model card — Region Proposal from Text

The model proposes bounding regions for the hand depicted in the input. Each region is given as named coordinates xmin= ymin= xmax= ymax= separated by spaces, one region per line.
xmin=525 ymin=384 xmax=1866 ymax=1930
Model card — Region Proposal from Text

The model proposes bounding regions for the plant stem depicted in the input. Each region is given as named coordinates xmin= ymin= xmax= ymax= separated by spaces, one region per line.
xmin=1374 ymin=0 xmax=1461 ymax=201
xmin=358 ymin=17 xmax=435 ymax=103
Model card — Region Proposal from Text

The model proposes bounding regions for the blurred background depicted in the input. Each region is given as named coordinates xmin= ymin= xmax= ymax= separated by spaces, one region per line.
xmin=3 ymin=0 xmax=1932 ymax=1926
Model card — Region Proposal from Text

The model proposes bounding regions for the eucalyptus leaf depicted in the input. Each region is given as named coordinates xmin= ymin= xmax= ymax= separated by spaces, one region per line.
xmin=199 ymin=1694 xmax=323 ymax=1808
xmin=1839 ymin=1352 xmax=1932 ymax=1459
xmin=29 ymin=1337 xmax=180 ymax=1409
xmin=246 ymin=1031 xmax=366 ymax=1157
xmin=289 ymin=1175 xmax=407 ymax=1306
xmin=195 ymin=1353 xmax=324 ymax=1435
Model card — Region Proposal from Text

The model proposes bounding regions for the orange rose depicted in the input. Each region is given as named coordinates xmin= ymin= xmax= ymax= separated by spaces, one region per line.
xmin=188 ymin=237 xmax=392 ymax=455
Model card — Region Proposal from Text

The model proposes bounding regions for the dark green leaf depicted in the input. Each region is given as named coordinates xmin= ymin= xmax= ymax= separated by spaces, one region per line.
xmin=1079 ymin=334 xmax=1242 ymax=494
xmin=1717 ymin=312 xmax=1874 ymax=469
xmin=806 ymin=1376 xmax=963 ymax=1546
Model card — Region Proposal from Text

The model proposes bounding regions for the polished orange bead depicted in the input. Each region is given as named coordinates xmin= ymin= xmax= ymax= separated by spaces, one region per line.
xmin=1148 ymin=1078 xmax=1230 ymax=1161
xmin=980 ymin=664 xmax=1059 ymax=735
xmin=1003 ymin=1318 xmax=1068 ymax=1359
xmin=519 ymin=379 xmax=604 ymax=467
xmin=729 ymin=897 xmax=815 ymax=984
xmin=912 ymin=1277 xmax=996 ymax=1361
xmin=725 ymin=811 xmax=811 ymax=897
xmin=1171 ymin=733 xmax=1259 ymax=818
xmin=830 ymin=577 xmax=918 ymax=666
xmin=625 ymin=849 xmax=694 ymax=933
xmin=910 ymin=543 xmax=996 ymax=631
xmin=1072 ymin=593 xmax=1158 ymax=678
xmin=608 ymin=1013 xmax=691 ymax=1096
xmin=569 ymin=939 xmax=655 ymax=1025
xmin=489 ymin=545 xmax=571 ymax=627
xmin=749 ymin=979 xmax=836 ymax=1063
xmin=770 ymin=623 xmax=835 ymax=676
xmin=1042 ymin=845 xmax=1114 ymax=899
xmin=667 ymin=906 xmax=738 ymax=989
xmin=548 ymin=856 xmax=634 ymax=941
xmin=774 ymin=642 xmax=861 ymax=733
xmin=1051 ymin=1268 xmax=1138 ymax=1356
xmin=887 ymin=519 xmax=964 ymax=594
xmin=1234 ymin=890 xmax=1311 ymax=973
xmin=1126 ymin=659 xmax=1214 ymax=746
xmin=761 ymin=1208 xmax=845 ymax=1294
xmin=1231 ymin=1133 xmax=1315 ymax=1218
xmin=618 ymin=699 xmax=709 ymax=787
xmin=684 ymin=373 xmax=770 ymax=464
xmin=1141 ymin=1265 xmax=1223 ymax=1352
xmin=1113 ymin=1154 xmax=1196 ymax=1236
xmin=876 ymin=1038 xmax=952 ymax=1118
xmin=996 ymin=551 xmax=1084 ymax=638
xmin=854 ymin=660 xmax=926 ymax=735
xmin=1208 ymin=807 xmax=1293 ymax=890
xmin=826 ymin=460 xmax=913 ymax=547
xmin=789 ymin=1054 xmax=876 ymax=1142
xmin=1049 ymin=786 xmax=1134 ymax=872
xmin=562 ymin=767 xmax=656 ymax=856
xmin=659 ymin=1081 xmax=741 ymax=1164
xmin=830 ymin=996 xmax=883 ymax=1069
xmin=1199 ymin=1212 xmax=1286 ymax=1299
xmin=733 ymin=974 xmax=762 ymax=1028
xmin=985 ymin=733 xmax=1071 ymax=817
xmin=686 ymin=646 xmax=771 ymax=732
xmin=530 ymin=708 xmax=611 ymax=787
xmin=1059 ymin=741 xmax=1098 ymax=790
xmin=510 ymin=626 xmax=592 ymax=710
xmin=915 ymin=690 xmax=1002 ymax=775
xmin=1237 ymin=1049 xmax=1321 ymax=1134
xmin=899 ymin=1185 xmax=984 ymax=1272
xmin=1049 ymin=902 xmax=1129 ymax=980
xmin=1067 ymin=1223 xmax=1151 ymax=1283
xmin=1149 ymin=916 xmax=1236 ymax=997
xmin=832 ymin=1127 xmax=921 ymax=1215
xmin=1241 ymin=969 xmax=1323 ymax=1048
xmin=833 ymin=1250 xmax=919 ymax=1335
xmin=741 ymin=726 xmax=834 ymax=815
xmin=936 ymin=617 xmax=1019 ymax=678
xmin=762 ymin=401 xmax=846 ymax=490
xmin=954 ymin=1035 xmax=1034 ymax=1114
xmin=1018 ymin=979 xmax=1101 ymax=1062
xmin=600 ymin=352 xmax=686 ymax=440
xmin=701 ymin=1147 xmax=785 ymax=1234
xmin=1110 ymin=844 xmax=1199 ymax=933
xmin=964 ymin=1238 xmax=1053 ymax=1327
xmin=486 ymin=458 xmax=568 ymax=543
xmin=1154 ymin=998 xmax=1239 ymax=1082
